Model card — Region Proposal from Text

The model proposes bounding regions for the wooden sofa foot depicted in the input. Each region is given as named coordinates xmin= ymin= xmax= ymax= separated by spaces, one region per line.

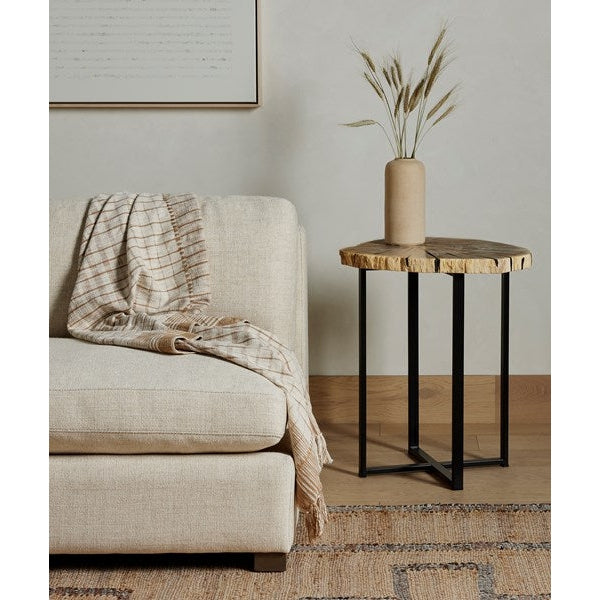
xmin=253 ymin=552 xmax=287 ymax=572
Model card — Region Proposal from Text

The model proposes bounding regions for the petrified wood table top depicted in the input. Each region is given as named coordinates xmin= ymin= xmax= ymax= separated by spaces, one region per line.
xmin=339 ymin=238 xmax=532 ymax=274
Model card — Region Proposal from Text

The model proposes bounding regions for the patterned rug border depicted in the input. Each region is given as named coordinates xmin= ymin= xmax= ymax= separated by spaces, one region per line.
xmin=292 ymin=541 xmax=551 ymax=553
xmin=326 ymin=503 xmax=550 ymax=513
xmin=293 ymin=503 xmax=551 ymax=553
xmin=49 ymin=587 xmax=132 ymax=599
xmin=50 ymin=505 xmax=550 ymax=599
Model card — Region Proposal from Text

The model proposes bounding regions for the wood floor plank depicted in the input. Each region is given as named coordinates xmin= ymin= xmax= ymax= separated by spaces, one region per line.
xmin=315 ymin=375 xmax=550 ymax=505
xmin=310 ymin=375 xmax=550 ymax=425
xmin=320 ymin=422 xmax=550 ymax=505
xmin=310 ymin=375 xmax=496 ymax=424
xmin=476 ymin=433 xmax=550 ymax=453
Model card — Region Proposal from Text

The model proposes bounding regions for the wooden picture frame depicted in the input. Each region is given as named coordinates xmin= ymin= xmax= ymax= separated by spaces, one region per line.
xmin=50 ymin=0 xmax=261 ymax=108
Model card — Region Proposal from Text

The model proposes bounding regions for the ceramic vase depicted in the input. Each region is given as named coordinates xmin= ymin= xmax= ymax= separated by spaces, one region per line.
xmin=384 ymin=158 xmax=425 ymax=245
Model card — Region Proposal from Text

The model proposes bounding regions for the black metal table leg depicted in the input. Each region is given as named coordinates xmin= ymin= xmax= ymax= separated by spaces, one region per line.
xmin=358 ymin=268 xmax=367 ymax=477
xmin=357 ymin=269 xmax=508 ymax=486
xmin=407 ymin=273 xmax=419 ymax=453
xmin=501 ymin=273 xmax=510 ymax=466
xmin=451 ymin=274 xmax=465 ymax=490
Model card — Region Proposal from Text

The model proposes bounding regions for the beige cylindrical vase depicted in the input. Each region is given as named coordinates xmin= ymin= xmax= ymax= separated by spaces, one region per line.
xmin=384 ymin=158 xmax=426 ymax=245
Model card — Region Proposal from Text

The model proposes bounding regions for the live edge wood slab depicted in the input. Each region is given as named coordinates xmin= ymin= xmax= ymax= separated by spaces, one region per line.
xmin=339 ymin=238 xmax=532 ymax=274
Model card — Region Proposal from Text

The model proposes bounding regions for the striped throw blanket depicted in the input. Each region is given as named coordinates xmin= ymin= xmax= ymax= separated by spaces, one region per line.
xmin=67 ymin=192 xmax=332 ymax=538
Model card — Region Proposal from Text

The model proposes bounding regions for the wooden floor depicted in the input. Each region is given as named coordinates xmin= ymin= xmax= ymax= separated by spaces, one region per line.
xmin=320 ymin=422 xmax=550 ymax=505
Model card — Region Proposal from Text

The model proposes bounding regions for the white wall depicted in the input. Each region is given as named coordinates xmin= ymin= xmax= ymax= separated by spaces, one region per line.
xmin=49 ymin=0 xmax=550 ymax=375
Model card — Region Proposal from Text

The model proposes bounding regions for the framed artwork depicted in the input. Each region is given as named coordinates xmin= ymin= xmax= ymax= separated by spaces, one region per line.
xmin=50 ymin=0 xmax=260 ymax=108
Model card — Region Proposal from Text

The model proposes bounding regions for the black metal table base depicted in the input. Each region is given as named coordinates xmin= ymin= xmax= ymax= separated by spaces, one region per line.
xmin=358 ymin=269 xmax=510 ymax=490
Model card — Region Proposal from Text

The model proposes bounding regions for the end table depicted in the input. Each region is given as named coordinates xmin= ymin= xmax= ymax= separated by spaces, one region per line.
xmin=339 ymin=237 xmax=532 ymax=489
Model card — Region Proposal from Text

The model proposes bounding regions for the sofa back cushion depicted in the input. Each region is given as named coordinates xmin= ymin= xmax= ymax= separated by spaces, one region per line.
xmin=49 ymin=195 xmax=301 ymax=353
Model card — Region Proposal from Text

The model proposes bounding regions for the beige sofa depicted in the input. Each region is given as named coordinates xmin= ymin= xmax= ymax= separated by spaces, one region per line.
xmin=49 ymin=196 xmax=307 ymax=572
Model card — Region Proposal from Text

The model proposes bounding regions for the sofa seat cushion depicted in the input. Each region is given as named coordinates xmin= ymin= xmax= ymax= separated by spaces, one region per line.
xmin=50 ymin=338 xmax=287 ymax=454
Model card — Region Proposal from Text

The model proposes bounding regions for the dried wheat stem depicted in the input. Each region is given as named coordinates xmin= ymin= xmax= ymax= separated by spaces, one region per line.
xmin=374 ymin=120 xmax=398 ymax=155
xmin=370 ymin=64 xmax=402 ymax=156
xmin=364 ymin=72 xmax=384 ymax=100
xmin=360 ymin=51 xmax=377 ymax=74
xmin=348 ymin=25 xmax=457 ymax=159
xmin=428 ymin=26 xmax=447 ymax=66
xmin=425 ymin=51 xmax=445 ymax=98
xmin=426 ymin=86 xmax=456 ymax=120
xmin=431 ymin=104 xmax=456 ymax=127
xmin=414 ymin=104 xmax=457 ymax=154
xmin=393 ymin=57 xmax=403 ymax=87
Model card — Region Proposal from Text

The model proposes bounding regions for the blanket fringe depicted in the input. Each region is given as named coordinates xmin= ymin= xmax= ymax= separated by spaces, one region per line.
xmin=315 ymin=432 xmax=333 ymax=467
xmin=304 ymin=495 xmax=329 ymax=541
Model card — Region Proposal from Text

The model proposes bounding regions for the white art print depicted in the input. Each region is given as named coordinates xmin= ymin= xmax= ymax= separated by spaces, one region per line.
xmin=50 ymin=0 xmax=260 ymax=106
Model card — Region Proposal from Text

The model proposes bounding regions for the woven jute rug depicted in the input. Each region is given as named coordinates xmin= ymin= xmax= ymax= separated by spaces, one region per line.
xmin=49 ymin=503 xmax=550 ymax=600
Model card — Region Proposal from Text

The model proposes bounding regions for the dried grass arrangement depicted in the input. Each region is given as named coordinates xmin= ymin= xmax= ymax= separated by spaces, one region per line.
xmin=343 ymin=25 xmax=459 ymax=159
